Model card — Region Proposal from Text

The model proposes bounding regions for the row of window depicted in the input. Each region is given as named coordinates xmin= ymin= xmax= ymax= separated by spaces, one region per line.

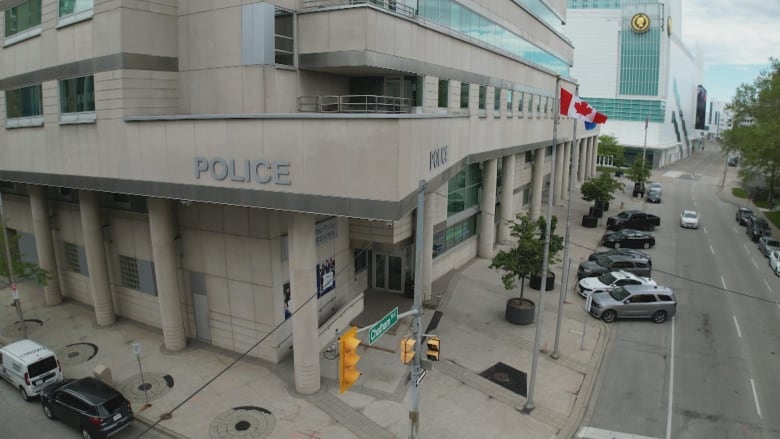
xmin=438 ymin=79 xmax=556 ymax=115
xmin=4 ymin=0 xmax=93 ymax=42
xmin=64 ymin=241 xmax=157 ymax=295
xmin=5 ymin=75 xmax=95 ymax=122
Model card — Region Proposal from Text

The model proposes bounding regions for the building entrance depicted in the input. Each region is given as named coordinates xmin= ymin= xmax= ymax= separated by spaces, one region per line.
xmin=373 ymin=252 xmax=404 ymax=294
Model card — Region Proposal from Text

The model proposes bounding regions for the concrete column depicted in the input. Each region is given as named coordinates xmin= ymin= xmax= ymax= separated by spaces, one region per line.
xmin=562 ymin=142 xmax=572 ymax=201
xmin=479 ymin=159 xmax=497 ymax=258
xmin=289 ymin=213 xmax=321 ymax=394
xmin=79 ymin=191 xmax=115 ymax=326
xmin=585 ymin=140 xmax=593 ymax=180
xmin=29 ymin=186 xmax=62 ymax=306
xmin=148 ymin=198 xmax=186 ymax=351
xmin=498 ymin=155 xmax=516 ymax=244
xmin=592 ymin=136 xmax=600 ymax=176
xmin=553 ymin=143 xmax=564 ymax=206
xmin=530 ymin=148 xmax=544 ymax=219
xmin=421 ymin=191 xmax=435 ymax=302
xmin=578 ymin=139 xmax=586 ymax=182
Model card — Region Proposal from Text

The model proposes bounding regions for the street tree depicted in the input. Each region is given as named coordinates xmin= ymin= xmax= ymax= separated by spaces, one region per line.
xmin=0 ymin=231 xmax=51 ymax=287
xmin=597 ymin=135 xmax=626 ymax=168
xmin=580 ymin=172 xmax=624 ymax=204
xmin=627 ymin=159 xmax=651 ymax=184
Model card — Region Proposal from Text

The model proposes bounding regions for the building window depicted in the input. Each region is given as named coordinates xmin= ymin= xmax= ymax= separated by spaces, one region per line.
xmin=59 ymin=75 xmax=95 ymax=114
xmin=119 ymin=255 xmax=140 ymax=290
xmin=460 ymin=83 xmax=469 ymax=109
xmin=5 ymin=84 xmax=42 ymax=118
xmin=506 ymin=90 xmax=513 ymax=111
xmin=354 ymin=248 xmax=368 ymax=273
xmin=494 ymin=88 xmax=501 ymax=111
xmin=4 ymin=0 xmax=41 ymax=39
xmin=546 ymin=145 xmax=552 ymax=156
xmin=58 ymin=0 xmax=93 ymax=26
xmin=432 ymin=216 xmax=477 ymax=258
xmin=478 ymin=85 xmax=486 ymax=110
xmin=438 ymin=79 xmax=449 ymax=108
xmin=63 ymin=242 xmax=89 ymax=275
xmin=447 ymin=163 xmax=482 ymax=216
xmin=518 ymin=92 xmax=525 ymax=114
xmin=275 ymin=8 xmax=294 ymax=66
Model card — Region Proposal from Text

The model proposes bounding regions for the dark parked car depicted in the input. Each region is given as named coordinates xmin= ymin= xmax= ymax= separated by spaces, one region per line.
xmin=41 ymin=377 xmax=134 ymax=439
xmin=601 ymin=229 xmax=656 ymax=249
xmin=646 ymin=189 xmax=662 ymax=203
xmin=747 ymin=217 xmax=772 ymax=242
xmin=588 ymin=248 xmax=651 ymax=263
xmin=578 ymin=254 xmax=653 ymax=279
xmin=758 ymin=236 xmax=780 ymax=257
xmin=607 ymin=210 xmax=661 ymax=231
xmin=728 ymin=156 xmax=739 ymax=166
xmin=736 ymin=207 xmax=754 ymax=225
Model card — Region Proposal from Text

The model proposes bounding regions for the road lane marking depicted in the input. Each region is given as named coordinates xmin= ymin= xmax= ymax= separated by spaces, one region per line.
xmin=733 ymin=315 xmax=742 ymax=338
xmin=578 ymin=427 xmax=662 ymax=439
xmin=745 ymin=244 xmax=751 ymax=254
xmin=703 ymin=226 xmax=708 ymax=234
xmin=721 ymin=276 xmax=727 ymax=290
xmin=709 ymin=245 xmax=715 ymax=255
xmin=752 ymin=258 xmax=759 ymax=269
xmin=765 ymin=279 xmax=773 ymax=293
xmin=666 ymin=317 xmax=676 ymax=439
xmin=751 ymin=378 xmax=762 ymax=419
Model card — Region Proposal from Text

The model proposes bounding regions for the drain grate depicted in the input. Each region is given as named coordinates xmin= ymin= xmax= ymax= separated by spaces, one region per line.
xmin=479 ymin=362 xmax=527 ymax=397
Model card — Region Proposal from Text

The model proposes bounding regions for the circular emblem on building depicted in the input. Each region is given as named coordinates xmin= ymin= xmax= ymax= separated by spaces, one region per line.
xmin=667 ymin=16 xmax=672 ymax=36
xmin=631 ymin=13 xmax=651 ymax=33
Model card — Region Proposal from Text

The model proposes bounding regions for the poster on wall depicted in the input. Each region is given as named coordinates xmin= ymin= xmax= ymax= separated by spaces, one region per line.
xmin=283 ymin=282 xmax=291 ymax=320
xmin=317 ymin=257 xmax=335 ymax=297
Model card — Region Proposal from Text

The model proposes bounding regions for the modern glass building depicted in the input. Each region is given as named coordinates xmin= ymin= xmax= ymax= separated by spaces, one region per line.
xmin=565 ymin=0 xmax=703 ymax=167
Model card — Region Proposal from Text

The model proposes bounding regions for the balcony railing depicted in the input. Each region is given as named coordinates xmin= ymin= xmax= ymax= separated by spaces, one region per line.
xmin=302 ymin=0 xmax=418 ymax=19
xmin=298 ymin=95 xmax=412 ymax=113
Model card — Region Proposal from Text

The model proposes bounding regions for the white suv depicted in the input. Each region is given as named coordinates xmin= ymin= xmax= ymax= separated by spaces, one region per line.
xmin=578 ymin=270 xmax=656 ymax=298
xmin=680 ymin=209 xmax=700 ymax=229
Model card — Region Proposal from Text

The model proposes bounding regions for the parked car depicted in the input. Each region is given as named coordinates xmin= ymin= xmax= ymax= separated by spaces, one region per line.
xmin=647 ymin=182 xmax=662 ymax=194
xmin=601 ymin=229 xmax=656 ymax=249
xmin=680 ymin=209 xmax=700 ymax=229
xmin=747 ymin=217 xmax=772 ymax=242
xmin=41 ymin=377 xmax=134 ymax=439
xmin=588 ymin=284 xmax=677 ymax=324
xmin=606 ymin=210 xmax=661 ymax=231
xmin=646 ymin=189 xmax=662 ymax=203
xmin=588 ymin=248 xmax=651 ymax=263
xmin=578 ymin=254 xmax=653 ymax=279
xmin=736 ymin=207 xmax=754 ymax=225
xmin=578 ymin=270 xmax=657 ymax=298
xmin=0 ymin=339 xmax=63 ymax=401
xmin=770 ymin=250 xmax=780 ymax=276
xmin=728 ymin=156 xmax=739 ymax=166
xmin=758 ymin=236 xmax=780 ymax=257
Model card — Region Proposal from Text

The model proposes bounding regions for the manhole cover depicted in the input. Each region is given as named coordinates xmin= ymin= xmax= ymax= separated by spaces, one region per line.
xmin=117 ymin=372 xmax=174 ymax=403
xmin=480 ymin=362 xmax=527 ymax=397
xmin=56 ymin=343 xmax=98 ymax=366
xmin=209 ymin=406 xmax=276 ymax=439
xmin=1 ymin=319 xmax=43 ymax=338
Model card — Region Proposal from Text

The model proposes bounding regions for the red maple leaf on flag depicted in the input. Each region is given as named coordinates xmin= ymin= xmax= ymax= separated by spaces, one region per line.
xmin=574 ymin=100 xmax=593 ymax=117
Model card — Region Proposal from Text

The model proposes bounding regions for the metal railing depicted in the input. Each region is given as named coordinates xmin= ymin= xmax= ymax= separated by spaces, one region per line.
xmin=301 ymin=0 xmax=418 ymax=19
xmin=298 ymin=95 xmax=412 ymax=113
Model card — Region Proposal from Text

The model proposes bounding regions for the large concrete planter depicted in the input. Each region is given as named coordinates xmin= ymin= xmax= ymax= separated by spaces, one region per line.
xmin=505 ymin=298 xmax=535 ymax=325
xmin=529 ymin=271 xmax=555 ymax=291
xmin=582 ymin=215 xmax=598 ymax=228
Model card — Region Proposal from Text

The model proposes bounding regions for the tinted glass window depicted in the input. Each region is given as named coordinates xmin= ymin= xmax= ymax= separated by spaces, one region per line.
xmin=28 ymin=356 xmax=57 ymax=377
xmin=657 ymin=294 xmax=673 ymax=302
xmin=610 ymin=287 xmax=630 ymax=301
xmin=102 ymin=395 xmax=125 ymax=414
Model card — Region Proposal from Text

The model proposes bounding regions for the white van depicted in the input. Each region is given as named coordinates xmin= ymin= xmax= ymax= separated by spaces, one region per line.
xmin=0 ymin=339 xmax=63 ymax=401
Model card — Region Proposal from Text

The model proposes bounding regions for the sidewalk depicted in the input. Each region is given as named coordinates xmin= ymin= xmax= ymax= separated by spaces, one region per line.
xmin=0 ymin=187 xmax=628 ymax=439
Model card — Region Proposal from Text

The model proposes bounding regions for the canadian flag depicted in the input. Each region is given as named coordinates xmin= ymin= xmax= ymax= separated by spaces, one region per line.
xmin=560 ymin=88 xmax=607 ymax=125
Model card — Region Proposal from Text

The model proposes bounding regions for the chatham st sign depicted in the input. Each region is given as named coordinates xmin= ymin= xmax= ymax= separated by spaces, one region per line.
xmin=195 ymin=157 xmax=291 ymax=185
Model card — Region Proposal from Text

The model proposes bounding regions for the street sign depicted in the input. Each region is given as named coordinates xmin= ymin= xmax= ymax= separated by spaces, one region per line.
xmin=369 ymin=307 xmax=398 ymax=345
xmin=131 ymin=342 xmax=142 ymax=355
xmin=416 ymin=368 xmax=426 ymax=386
xmin=10 ymin=283 xmax=18 ymax=301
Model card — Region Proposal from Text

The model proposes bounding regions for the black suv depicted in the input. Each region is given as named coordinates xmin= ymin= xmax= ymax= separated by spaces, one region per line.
xmin=577 ymin=254 xmax=652 ymax=279
xmin=607 ymin=210 xmax=662 ymax=231
xmin=41 ymin=377 xmax=134 ymax=439
xmin=747 ymin=217 xmax=772 ymax=242
xmin=736 ymin=207 xmax=754 ymax=225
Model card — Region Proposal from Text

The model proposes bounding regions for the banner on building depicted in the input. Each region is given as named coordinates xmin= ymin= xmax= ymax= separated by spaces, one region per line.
xmin=317 ymin=257 xmax=335 ymax=297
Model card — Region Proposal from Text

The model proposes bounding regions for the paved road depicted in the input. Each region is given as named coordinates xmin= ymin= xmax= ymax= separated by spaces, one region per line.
xmin=0 ymin=380 xmax=171 ymax=439
xmin=580 ymin=144 xmax=780 ymax=439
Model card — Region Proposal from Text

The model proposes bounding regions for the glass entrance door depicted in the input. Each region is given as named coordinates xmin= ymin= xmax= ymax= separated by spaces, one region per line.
xmin=373 ymin=253 xmax=404 ymax=294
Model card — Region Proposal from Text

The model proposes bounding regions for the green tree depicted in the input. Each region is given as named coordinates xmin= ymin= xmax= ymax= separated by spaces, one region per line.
xmin=580 ymin=172 xmax=624 ymax=203
xmin=0 ymin=231 xmax=51 ymax=286
xmin=490 ymin=212 xmax=563 ymax=302
xmin=627 ymin=159 xmax=651 ymax=184
xmin=723 ymin=58 xmax=780 ymax=202
xmin=597 ymin=135 xmax=626 ymax=168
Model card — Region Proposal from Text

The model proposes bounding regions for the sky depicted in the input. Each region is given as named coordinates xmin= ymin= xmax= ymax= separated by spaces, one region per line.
xmin=680 ymin=0 xmax=780 ymax=103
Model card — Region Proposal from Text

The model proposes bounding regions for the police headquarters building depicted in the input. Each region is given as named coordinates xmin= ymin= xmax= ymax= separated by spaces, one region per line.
xmin=0 ymin=0 xmax=600 ymax=394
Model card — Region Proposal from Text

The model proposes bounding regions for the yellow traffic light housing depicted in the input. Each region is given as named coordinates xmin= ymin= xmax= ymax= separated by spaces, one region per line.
xmin=400 ymin=337 xmax=416 ymax=364
xmin=426 ymin=336 xmax=440 ymax=361
xmin=338 ymin=326 xmax=361 ymax=393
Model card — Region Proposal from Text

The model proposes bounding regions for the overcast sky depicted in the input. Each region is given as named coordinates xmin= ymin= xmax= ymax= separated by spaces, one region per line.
xmin=680 ymin=0 xmax=780 ymax=102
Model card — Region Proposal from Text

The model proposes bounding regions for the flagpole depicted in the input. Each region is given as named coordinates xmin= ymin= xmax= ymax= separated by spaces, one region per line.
xmin=525 ymin=75 xmax=561 ymax=412
xmin=551 ymin=84 xmax=579 ymax=360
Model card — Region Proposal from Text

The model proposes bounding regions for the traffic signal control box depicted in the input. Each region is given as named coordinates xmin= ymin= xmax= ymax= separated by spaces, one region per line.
xmin=338 ymin=326 xmax=361 ymax=393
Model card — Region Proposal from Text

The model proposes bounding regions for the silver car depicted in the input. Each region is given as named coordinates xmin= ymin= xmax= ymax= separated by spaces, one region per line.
xmin=589 ymin=284 xmax=676 ymax=323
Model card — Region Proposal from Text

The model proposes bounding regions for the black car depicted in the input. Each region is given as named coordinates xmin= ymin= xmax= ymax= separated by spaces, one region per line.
xmin=736 ymin=207 xmax=754 ymax=225
xmin=606 ymin=210 xmax=661 ymax=231
xmin=588 ymin=248 xmax=651 ymax=263
xmin=728 ymin=156 xmax=739 ymax=166
xmin=747 ymin=217 xmax=772 ymax=242
xmin=41 ymin=377 xmax=134 ymax=439
xmin=646 ymin=189 xmax=662 ymax=203
xmin=601 ymin=229 xmax=656 ymax=249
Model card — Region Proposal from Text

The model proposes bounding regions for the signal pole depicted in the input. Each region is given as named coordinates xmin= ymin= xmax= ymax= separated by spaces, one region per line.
xmin=409 ymin=179 xmax=426 ymax=439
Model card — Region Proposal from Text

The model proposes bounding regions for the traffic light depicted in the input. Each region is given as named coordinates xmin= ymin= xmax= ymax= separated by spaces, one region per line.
xmin=338 ymin=326 xmax=361 ymax=393
xmin=426 ymin=336 xmax=440 ymax=361
xmin=400 ymin=337 xmax=416 ymax=364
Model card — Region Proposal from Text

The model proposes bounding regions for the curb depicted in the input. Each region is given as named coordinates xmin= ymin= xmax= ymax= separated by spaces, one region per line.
xmin=136 ymin=412 xmax=190 ymax=439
